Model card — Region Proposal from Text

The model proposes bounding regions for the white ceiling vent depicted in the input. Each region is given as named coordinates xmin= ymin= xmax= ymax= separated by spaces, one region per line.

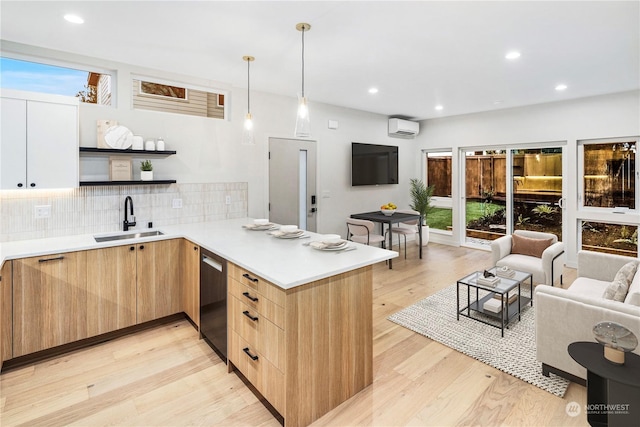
xmin=388 ymin=118 xmax=419 ymax=137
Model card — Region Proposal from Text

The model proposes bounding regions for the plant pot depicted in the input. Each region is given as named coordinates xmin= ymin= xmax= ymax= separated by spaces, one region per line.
xmin=140 ymin=171 xmax=153 ymax=181
xmin=415 ymin=225 xmax=430 ymax=246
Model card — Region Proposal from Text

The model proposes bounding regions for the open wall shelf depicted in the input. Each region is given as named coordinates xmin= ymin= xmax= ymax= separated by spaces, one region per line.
xmin=79 ymin=147 xmax=177 ymax=157
xmin=79 ymin=180 xmax=177 ymax=187
xmin=79 ymin=147 xmax=177 ymax=186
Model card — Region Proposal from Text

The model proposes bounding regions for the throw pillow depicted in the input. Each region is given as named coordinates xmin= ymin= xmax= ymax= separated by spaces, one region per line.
xmin=603 ymin=261 xmax=638 ymax=302
xmin=624 ymin=269 xmax=640 ymax=306
xmin=511 ymin=234 xmax=554 ymax=258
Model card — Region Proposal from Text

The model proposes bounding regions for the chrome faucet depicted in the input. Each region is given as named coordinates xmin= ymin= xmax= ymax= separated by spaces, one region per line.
xmin=123 ymin=196 xmax=136 ymax=231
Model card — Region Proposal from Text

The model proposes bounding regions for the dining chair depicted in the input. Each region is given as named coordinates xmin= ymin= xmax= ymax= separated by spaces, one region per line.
xmin=346 ymin=218 xmax=386 ymax=248
xmin=385 ymin=209 xmax=419 ymax=259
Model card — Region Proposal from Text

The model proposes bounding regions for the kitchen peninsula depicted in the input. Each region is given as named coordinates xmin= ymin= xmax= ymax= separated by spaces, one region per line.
xmin=0 ymin=218 xmax=396 ymax=427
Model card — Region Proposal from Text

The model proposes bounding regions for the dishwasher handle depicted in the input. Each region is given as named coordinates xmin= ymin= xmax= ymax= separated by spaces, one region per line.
xmin=202 ymin=255 xmax=223 ymax=272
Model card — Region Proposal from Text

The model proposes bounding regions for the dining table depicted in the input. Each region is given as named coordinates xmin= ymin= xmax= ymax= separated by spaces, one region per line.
xmin=350 ymin=211 xmax=422 ymax=269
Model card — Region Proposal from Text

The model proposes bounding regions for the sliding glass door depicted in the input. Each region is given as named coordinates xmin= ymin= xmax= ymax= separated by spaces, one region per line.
xmin=512 ymin=148 xmax=563 ymax=241
xmin=461 ymin=146 xmax=565 ymax=245
xmin=463 ymin=150 xmax=507 ymax=243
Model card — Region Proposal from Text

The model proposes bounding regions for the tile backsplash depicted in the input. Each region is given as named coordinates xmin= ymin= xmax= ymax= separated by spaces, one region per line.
xmin=0 ymin=182 xmax=247 ymax=242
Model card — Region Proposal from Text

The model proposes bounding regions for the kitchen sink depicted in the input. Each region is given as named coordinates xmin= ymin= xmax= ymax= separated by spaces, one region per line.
xmin=94 ymin=230 xmax=164 ymax=242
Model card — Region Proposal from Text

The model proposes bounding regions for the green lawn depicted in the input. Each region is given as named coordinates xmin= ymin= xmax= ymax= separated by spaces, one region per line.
xmin=427 ymin=202 xmax=504 ymax=231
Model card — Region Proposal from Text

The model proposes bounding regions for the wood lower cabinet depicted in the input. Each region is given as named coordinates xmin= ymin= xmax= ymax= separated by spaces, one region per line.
xmin=136 ymin=240 xmax=181 ymax=323
xmin=86 ymin=245 xmax=137 ymax=336
xmin=1 ymin=261 xmax=12 ymax=364
xmin=228 ymin=263 xmax=373 ymax=427
xmin=12 ymin=252 xmax=88 ymax=357
xmin=180 ymin=239 xmax=200 ymax=328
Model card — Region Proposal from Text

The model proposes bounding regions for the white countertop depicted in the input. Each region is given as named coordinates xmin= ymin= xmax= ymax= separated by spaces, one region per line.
xmin=0 ymin=219 xmax=397 ymax=289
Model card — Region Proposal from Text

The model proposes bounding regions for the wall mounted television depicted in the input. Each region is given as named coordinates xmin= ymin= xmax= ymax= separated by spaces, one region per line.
xmin=351 ymin=142 xmax=399 ymax=186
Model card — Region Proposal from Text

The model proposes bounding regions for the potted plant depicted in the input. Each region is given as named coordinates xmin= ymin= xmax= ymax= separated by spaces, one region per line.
xmin=140 ymin=160 xmax=153 ymax=181
xmin=409 ymin=178 xmax=434 ymax=246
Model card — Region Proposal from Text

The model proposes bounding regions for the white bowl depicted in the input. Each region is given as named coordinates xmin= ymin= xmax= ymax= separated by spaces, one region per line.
xmin=322 ymin=234 xmax=342 ymax=244
xmin=280 ymin=225 xmax=298 ymax=233
xmin=253 ymin=218 xmax=269 ymax=225
xmin=381 ymin=209 xmax=396 ymax=216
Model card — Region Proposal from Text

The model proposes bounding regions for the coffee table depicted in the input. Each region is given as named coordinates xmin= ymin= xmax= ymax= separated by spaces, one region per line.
xmin=456 ymin=267 xmax=533 ymax=337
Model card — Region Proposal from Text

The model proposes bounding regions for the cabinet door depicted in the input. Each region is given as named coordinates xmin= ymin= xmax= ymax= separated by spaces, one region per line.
xmin=1 ymin=261 xmax=12 ymax=364
xmin=180 ymin=239 xmax=200 ymax=327
xmin=13 ymin=252 xmax=87 ymax=357
xmin=86 ymin=246 xmax=137 ymax=336
xmin=0 ymin=97 xmax=27 ymax=189
xmin=137 ymin=240 xmax=181 ymax=323
xmin=26 ymin=100 xmax=78 ymax=189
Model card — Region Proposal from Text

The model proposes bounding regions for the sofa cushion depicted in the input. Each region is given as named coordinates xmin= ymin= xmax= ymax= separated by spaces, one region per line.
xmin=624 ymin=270 xmax=640 ymax=306
xmin=568 ymin=277 xmax=611 ymax=299
xmin=496 ymin=254 xmax=545 ymax=284
xmin=603 ymin=261 xmax=637 ymax=302
xmin=511 ymin=233 xmax=553 ymax=258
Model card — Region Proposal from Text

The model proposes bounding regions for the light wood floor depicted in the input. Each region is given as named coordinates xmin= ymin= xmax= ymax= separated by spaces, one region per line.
xmin=0 ymin=243 xmax=586 ymax=427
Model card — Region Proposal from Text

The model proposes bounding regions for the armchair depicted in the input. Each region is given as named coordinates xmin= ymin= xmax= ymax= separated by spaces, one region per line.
xmin=491 ymin=230 xmax=565 ymax=285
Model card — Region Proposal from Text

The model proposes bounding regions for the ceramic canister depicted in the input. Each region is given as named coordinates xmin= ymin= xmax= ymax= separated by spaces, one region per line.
xmin=132 ymin=135 xmax=144 ymax=150
xmin=145 ymin=140 xmax=155 ymax=151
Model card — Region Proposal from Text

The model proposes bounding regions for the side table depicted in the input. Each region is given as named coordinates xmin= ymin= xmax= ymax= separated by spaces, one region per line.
xmin=568 ymin=342 xmax=640 ymax=427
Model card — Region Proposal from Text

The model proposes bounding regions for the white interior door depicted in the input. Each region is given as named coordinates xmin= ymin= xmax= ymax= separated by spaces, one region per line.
xmin=269 ymin=138 xmax=317 ymax=231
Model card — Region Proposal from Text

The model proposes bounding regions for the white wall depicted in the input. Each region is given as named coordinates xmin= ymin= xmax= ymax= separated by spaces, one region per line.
xmin=1 ymin=41 xmax=417 ymax=240
xmin=415 ymin=90 xmax=640 ymax=266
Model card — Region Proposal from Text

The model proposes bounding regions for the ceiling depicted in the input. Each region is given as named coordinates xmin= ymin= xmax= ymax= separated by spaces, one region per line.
xmin=1 ymin=1 xmax=639 ymax=120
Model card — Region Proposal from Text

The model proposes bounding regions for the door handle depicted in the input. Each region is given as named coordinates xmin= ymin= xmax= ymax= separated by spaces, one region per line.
xmin=557 ymin=198 xmax=566 ymax=209
xmin=311 ymin=195 xmax=316 ymax=204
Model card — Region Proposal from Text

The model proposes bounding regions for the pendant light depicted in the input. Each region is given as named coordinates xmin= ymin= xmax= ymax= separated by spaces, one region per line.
xmin=294 ymin=23 xmax=311 ymax=137
xmin=242 ymin=55 xmax=255 ymax=145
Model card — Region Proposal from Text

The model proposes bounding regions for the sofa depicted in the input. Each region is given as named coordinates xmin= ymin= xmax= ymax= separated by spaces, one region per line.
xmin=535 ymin=250 xmax=640 ymax=383
xmin=491 ymin=230 xmax=565 ymax=285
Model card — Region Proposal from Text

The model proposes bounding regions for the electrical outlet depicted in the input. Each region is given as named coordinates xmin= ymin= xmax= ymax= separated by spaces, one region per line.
xmin=35 ymin=205 xmax=51 ymax=218
xmin=172 ymin=198 xmax=183 ymax=208
xmin=225 ymin=195 xmax=231 ymax=205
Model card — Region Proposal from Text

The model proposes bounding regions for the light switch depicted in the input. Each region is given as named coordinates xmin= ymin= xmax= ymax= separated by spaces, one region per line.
xmin=172 ymin=199 xmax=183 ymax=208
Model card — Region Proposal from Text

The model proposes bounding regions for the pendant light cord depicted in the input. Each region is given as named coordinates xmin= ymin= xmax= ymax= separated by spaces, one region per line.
xmin=301 ymin=26 xmax=305 ymax=98
xmin=247 ymin=58 xmax=251 ymax=114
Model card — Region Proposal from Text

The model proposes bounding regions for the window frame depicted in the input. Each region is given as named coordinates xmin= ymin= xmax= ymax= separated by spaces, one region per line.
xmin=131 ymin=74 xmax=229 ymax=120
xmin=423 ymin=149 xmax=454 ymax=235
xmin=0 ymin=53 xmax=116 ymax=106
xmin=578 ymin=137 xmax=639 ymax=212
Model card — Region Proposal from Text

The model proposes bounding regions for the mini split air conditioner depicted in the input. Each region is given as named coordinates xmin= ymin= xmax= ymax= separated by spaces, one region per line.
xmin=388 ymin=118 xmax=419 ymax=137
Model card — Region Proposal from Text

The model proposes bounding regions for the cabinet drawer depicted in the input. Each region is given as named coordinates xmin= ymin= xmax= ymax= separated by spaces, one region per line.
xmin=228 ymin=263 xmax=285 ymax=308
xmin=229 ymin=295 xmax=285 ymax=371
xmin=228 ymin=277 xmax=285 ymax=329
xmin=229 ymin=331 xmax=285 ymax=414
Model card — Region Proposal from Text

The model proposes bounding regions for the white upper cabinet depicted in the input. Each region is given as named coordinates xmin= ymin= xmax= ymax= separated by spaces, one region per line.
xmin=1 ymin=90 xmax=78 ymax=190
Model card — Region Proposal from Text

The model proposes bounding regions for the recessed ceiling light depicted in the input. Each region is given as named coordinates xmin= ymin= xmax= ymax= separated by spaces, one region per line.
xmin=493 ymin=100 xmax=503 ymax=105
xmin=505 ymin=51 xmax=521 ymax=60
xmin=555 ymin=84 xmax=568 ymax=91
xmin=435 ymin=105 xmax=444 ymax=111
xmin=368 ymin=87 xmax=378 ymax=94
xmin=64 ymin=14 xmax=84 ymax=24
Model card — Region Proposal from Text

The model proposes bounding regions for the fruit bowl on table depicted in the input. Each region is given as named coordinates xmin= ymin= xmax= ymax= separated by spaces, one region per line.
xmin=381 ymin=209 xmax=396 ymax=216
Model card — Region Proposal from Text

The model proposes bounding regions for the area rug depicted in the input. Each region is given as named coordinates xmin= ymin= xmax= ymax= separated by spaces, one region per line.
xmin=388 ymin=284 xmax=570 ymax=397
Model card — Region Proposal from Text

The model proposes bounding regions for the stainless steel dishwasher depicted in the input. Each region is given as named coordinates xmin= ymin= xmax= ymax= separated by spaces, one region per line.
xmin=200 ymin=248 xmax=227 ymax=362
